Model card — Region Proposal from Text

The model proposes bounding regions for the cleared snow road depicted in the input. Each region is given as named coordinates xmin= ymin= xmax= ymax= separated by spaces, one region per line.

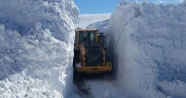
xmin=72 ymin=13 xmax=128 ymax=98
xmin=73 ymin=75 xmax=132 ymax=98
xmin=83 ymin=76 xmax=127 ymax=98
xmin=74 ymin=78 xmax=92 ymax=98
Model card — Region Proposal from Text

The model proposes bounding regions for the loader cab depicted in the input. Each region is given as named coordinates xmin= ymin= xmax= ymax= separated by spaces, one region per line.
xmin=79 ymin=31 xmax=96 ymax=44
xmin=74 ymin=30 xmax=98 ymax=49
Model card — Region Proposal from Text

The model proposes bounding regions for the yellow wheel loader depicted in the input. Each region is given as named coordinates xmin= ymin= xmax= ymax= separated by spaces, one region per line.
xmin=73 ymin=29 xmax=112 ymax=75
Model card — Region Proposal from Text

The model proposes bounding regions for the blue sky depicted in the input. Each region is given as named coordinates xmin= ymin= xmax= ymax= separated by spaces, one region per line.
xmin=73 ymin=0 xmax=121 ymax=14
xmin=74 ymin=0 xmax=183 ymax=14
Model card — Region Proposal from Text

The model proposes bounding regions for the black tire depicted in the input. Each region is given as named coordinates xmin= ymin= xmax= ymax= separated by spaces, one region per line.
xmin=74 ymin=49 xmax=80 ymax=63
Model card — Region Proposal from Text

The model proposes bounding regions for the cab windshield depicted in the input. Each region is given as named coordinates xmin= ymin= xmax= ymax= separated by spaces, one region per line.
xmin=79 ymin=31 xmax=96 ymax=44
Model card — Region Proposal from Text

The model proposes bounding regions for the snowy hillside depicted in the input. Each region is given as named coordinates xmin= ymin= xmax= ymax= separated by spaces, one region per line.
xmin=107 ymin=1 xmax=186 ymax=98
xmin=86 ymin=19 xmax=109 ymax=33
xmin=75 ymin=13 xmax=111 ymax=29
xmin=0 ymin=0 xmax=78 ymax=98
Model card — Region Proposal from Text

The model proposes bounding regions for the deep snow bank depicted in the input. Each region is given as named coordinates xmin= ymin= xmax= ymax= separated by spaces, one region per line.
xmin=107 ymin=2 xmax=186 ymax=98
xmin=0 ymin=0 xmax=78 ymax=98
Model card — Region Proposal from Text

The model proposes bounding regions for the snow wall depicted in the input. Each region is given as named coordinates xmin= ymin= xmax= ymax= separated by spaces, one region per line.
xmin=0 ymin=0 xmax=79 ymax=98
xmin=107 ymin=2 xmax=186 ymax=98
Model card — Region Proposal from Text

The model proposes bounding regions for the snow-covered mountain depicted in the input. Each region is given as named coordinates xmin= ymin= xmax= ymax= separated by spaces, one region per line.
xmin=0 ymin=0 xmax=78 ymax=98
xmin=75 ymin=13 xmax=111 ymax=29
xmin=86 ymin=19 xmax=109 ymax=33
xmin=107 ymin=1 xmax=186 ymax=98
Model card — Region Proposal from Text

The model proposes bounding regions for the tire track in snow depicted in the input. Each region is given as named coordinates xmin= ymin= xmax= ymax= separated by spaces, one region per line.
xmin=74 ymin=75 xmax=132 ymax=98
xmin=74 ymin=78 xmax=93 ymax=98
xmin=85 ymin=76 xmax=126 ymax=98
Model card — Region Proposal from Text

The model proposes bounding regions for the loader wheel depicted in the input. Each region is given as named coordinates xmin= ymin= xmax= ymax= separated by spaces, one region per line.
xmin=73 ymin=61 xmax=81 ymax=80
xmin=73 ymin=68 xmax=78 ymax=80
xmin=73 ymin=69 xmax=82 ymax=81
xmin=74 ymin=50 xmax=80 ymax=63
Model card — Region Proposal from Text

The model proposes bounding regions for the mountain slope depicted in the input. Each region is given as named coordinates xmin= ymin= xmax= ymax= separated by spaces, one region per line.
xmin=75 ymin=13 xmax=111 ymax=29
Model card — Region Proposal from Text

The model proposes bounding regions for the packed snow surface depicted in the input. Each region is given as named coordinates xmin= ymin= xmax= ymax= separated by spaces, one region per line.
xmin=85 ymin=78 xmax=135 ymax=98
xmin=0 ymin=0 xmax=78 ymax=98
xmin=107 ymin=1 xmax=186 ymax=98
xmin=75 ymin=13 xmax=111 ymax=29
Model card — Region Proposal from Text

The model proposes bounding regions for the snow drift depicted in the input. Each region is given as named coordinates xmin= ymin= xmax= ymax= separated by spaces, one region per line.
xmin=107 ymin=2 xmax=186 ymax=98
xmin=0 ymin=0 xmax=78 ymax=98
